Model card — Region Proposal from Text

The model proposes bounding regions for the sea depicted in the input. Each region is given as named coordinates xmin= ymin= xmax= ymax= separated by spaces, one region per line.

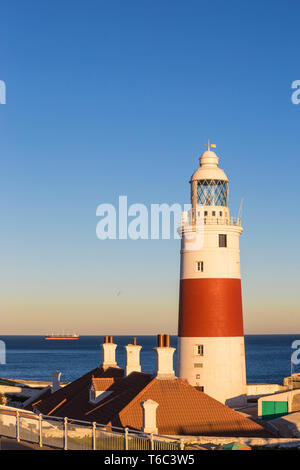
xmin=0 ymin=335 xmax=299 ymax=384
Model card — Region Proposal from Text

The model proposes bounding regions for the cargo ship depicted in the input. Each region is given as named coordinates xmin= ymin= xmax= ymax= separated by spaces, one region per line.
xmin=44 ymin=333 xmax=79 ymax=340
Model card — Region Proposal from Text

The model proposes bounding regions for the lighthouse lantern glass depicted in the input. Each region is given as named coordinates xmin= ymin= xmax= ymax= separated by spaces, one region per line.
xmin=197 ymin=179 xmax=228 ymax=207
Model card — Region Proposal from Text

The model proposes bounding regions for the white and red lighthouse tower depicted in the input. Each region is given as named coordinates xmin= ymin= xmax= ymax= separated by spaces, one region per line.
xmin=176 ymin=144 xmax=247 ymax=407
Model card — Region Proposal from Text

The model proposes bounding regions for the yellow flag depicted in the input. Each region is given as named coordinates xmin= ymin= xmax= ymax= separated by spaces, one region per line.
xmin=210 ymin=144 xmax=216 ymax=148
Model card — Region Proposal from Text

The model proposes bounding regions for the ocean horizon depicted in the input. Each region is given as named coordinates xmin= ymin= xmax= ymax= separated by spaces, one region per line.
xmin=0 ymin=334 xmax=299 ymax=385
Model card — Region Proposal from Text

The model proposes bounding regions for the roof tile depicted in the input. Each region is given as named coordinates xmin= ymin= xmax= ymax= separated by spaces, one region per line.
xmin=33 ymin=368 xmax=272 ymax=437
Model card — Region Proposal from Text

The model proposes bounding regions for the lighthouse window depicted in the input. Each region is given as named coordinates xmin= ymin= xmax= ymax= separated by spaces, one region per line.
xmin=197 ymin=179 xmax=228 ymax=206
xmin=196 ymin=261 xmax=204 ymax=272
xmin=219 ymin=234 xmax=227 ymax=247
xmin=195 ymin=345 xmax=204 ymax=356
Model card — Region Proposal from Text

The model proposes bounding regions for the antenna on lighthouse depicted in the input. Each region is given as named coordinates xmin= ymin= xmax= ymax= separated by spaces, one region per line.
xmin=237 ymin=196 xmax=244 ymax=220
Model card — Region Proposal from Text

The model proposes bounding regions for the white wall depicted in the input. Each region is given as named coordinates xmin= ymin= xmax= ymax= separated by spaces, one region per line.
xmin=177 ymin=336 xmax=247 ymax=406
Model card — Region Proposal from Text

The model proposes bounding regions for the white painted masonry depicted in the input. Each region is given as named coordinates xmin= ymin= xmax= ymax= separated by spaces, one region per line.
xmin=141 ymin=399 xmax=159 ymax=434
xmin=125 ymin=343 xmax=142 ymax=376
xmin=101 ymin=342 xmax=117 ymax=370
xmin=177 ymin=148 xmax=247 ymax=407
xmin=154 ymin=346 xmax=176 ymax=380
xmin=177 ymin=336 xmax=247 ymax=406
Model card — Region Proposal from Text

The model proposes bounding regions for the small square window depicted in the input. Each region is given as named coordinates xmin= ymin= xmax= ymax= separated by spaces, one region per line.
xmin=196 ymin=261 xmax=203 ymax=272
xmin=194 ymin=363 xmax=203 ymax=368
xmin=212 ymin=211 xmax=216 ymax=216
xmin=204 ymin=211 xmax=208 ymax=216
xmin=219 ymin=234 xmax=227 ymax=247
xmin=196 ymin=385 xmax=204 ymax=392
xmin=196 ymin=374 xmax=201 ymax=380
xmin=195 ymin=344 xmax=204 ymax=356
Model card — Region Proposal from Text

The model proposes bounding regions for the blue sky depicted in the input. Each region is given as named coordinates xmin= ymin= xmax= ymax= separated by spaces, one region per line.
xmin=0 ymin=0 xmax=299 ymax=333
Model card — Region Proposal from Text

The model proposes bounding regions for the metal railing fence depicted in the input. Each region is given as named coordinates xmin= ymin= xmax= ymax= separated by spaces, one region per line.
xmin=181 ymin=214 xmax=242 ymax=229
xmin=0 ymin=407 xmax=183 ymax=450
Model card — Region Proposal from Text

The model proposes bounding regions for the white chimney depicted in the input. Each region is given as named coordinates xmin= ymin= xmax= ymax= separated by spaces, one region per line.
xmin=141 ymin=400 xmax=159 ymax=434
xmin=101 ymin=335 xmax=117 ymax=370
xmin=125 ymin=337 xmax=142 ymax=376
xmin=153 ymin=334 xmax=175 ymax=380
xmin=51 ymin=371 xmax=61 ymax=393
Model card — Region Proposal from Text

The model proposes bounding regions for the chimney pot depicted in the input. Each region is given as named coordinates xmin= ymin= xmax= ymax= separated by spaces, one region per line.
xmin=109 ymin=335 xmax=113 ymax=344
xmin=157 ymin=334 xmax=163 ymax=348
xmin=154 ymin=334 xmax=175 ymax=380
xmin=132 ymin=337 xmax=137 ymax=346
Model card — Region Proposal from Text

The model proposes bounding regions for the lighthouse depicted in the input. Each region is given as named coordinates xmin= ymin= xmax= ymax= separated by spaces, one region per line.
xmin=176 ymin=144 xmax=247 ymax=407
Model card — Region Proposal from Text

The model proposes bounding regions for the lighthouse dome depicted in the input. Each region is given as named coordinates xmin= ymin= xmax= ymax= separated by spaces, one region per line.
xmin=191 ymin=150 xmax=228 ymax=182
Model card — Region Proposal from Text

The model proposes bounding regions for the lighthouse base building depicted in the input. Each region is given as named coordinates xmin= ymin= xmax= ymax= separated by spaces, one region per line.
xmin=176 ymin=146 xmax=247 ymax=407
xmin=27 ymin=336 xmax=271 ymax=438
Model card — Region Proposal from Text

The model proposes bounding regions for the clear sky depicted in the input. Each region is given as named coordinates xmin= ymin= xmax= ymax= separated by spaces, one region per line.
xmin=0 ymin=0 xmax=299 ymax=334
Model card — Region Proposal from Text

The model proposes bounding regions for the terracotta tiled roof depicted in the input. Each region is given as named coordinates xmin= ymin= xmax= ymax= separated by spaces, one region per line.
xmin=117 ymin=378 xmax=271 ymax=437
xmin=32 ymin=366 xmax=123 ymax=416
xmin=92 ymin=378 xmax=115 ymax=391
xmin=46 ymin=372 xmax=153 ymax=425
xmin=33 ymin=368 xmax=272 ymax=437
xmin=84 ymin=373 xmax=153 ymax=425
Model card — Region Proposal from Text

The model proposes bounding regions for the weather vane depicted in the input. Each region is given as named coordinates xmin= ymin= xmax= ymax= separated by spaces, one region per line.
xmin=204 ymin=139 xmax=216 ymax=151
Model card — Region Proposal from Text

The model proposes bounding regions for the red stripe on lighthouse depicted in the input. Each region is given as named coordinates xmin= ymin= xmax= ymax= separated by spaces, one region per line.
xmin=178 ymin=278 xmax=244 ymax=337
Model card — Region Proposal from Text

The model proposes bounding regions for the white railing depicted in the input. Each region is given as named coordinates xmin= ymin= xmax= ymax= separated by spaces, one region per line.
xmin=0 ymin=407 xmax=183 ymax=451
xmin=181 ymin=214 xmax=241 ymax=229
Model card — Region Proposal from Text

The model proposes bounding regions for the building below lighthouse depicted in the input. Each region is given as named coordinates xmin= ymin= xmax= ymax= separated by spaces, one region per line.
xmin=26 ymin=335 xmax=271 ymax=439
xmin=176 ymin=145 xmax=247 ymax=407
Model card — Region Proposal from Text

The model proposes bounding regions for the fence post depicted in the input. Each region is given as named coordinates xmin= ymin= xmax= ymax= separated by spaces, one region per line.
xmin=150 ymin=433 xmax=154 ymax=450
xmin=39 ymin=414 xmax=43 ymax=447
xmin=16 ymin=410 xmax=20 ymax=442
xmin=64 ymin=417 xmax=68 ymax=450
xmin=125 ymin=427 xmax=128 ymax=450
xmin=92 ymin=422 xmax=96 ymax=450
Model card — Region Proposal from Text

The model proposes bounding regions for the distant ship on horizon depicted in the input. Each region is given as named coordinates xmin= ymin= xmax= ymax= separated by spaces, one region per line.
xmin=44 ymin=333 xmax=79 ymax=340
